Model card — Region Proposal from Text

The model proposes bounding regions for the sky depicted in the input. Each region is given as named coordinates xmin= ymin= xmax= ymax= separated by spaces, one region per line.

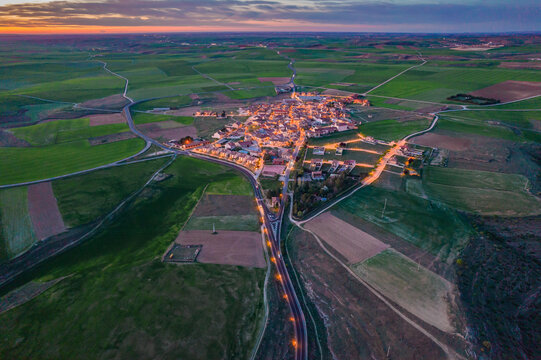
xmin=0 ymin=0 xmax=539 ymax=34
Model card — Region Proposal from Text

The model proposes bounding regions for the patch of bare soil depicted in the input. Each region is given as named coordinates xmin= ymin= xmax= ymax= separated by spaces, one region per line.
xmin=0 ymin=278 xmax=65 ymax=314
xmin=189 ymin=93 xmax=199 ymax=100
xmin=469 ymin=80 xmax=541 ymax=103
xmin=0 ymin=129 xmax=29 ymax=147
xmin=305 ymin=212 xmax=389 ymax=264
xmin=27 ymin=182 xmax=66 ymax=240
xmin=88 ymin=113 xmax=125 ymax=126
xmin=192 ymin=194 xmax=256 ymax=217
xmin=411 ymin=132 xmax=472 ymax=151
xmin=175 ymin=230 xmax=265 ymax=268
xmin=88 ymin=131 xmax=135 ymax=145
xmin=258 ymin=77 xmax=290 ymax=85
xmin=138 ymin=123 xmax=197 ymax=141
xmin=79 ymin=94 xmax=130 ymax=110
xmin=498 ymin=62 xmax=541 ymax=70
xmin=288 ymin=226 xmax=455 ymax=359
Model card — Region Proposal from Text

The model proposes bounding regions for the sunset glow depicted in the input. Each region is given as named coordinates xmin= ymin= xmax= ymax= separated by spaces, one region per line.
xmin=0 ymin=0 xmax=539 ymax=34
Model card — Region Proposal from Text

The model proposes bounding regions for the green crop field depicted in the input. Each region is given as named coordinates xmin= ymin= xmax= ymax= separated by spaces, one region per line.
xmin=371 ymin=66 xmax=541 ymax=102
xmin=0 ymin=157 xmax=265 ymax=360
xmin=226 ymin=87 xmax=277 ymax=99
xmin=10 ymin=118 xmax=130 ymax=146
xmin=333 ymin=186 xmax=472 ymax=264
xmin=360 ymin=118 xmax=432 ymax=141
xmin=132 ymin=112 xmax=194 ymax=125
xmin=295 ymin=61 xmax=411 ymax=91
xmin=436 ymin=113 xmax=540 ymax=142
xmin=132 ymin=95 xmax=193 ymax=111
xmin=0 ymin=187 xmax=36 ymax=259
xmin=422 ymin=166 xmax=541 ymax=216
xmin=0 ymin=138 xmax=145 ymax=185
xmin=351 ymin=249 xmax=454 ymax=332
xmin=53 ymin=157 xmax=169 ymax=227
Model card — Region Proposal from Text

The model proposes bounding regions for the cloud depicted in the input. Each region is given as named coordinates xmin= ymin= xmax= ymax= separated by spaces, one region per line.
xmin=0 ymin=0 xmax=539 ymax=32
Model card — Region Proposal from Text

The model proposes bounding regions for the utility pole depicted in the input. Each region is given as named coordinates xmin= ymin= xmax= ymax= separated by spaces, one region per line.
xmin=381 ymin=198 xmax=387 ymax=218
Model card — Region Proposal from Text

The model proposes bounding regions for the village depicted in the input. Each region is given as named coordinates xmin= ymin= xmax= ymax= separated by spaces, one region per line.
xmin=165 ymin=91 xmax=426 ymax=211
xmin=186 ymin=92 xmax=369 ymax=174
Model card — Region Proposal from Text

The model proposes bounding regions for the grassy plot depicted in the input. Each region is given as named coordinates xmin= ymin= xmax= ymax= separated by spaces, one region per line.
xmin=206 ymin=176 xmax=253 ymax=196
xmin=0 ymin=187 xmax=36 ymax=259
xmin=14 ymin=74 xmax=126 ymax=103
xmin=226 ymin=87 xmax=277 ymax=99
xmin=351 ymin=249 xmax=454 ymax=332
xmin=132 ymin=95 xmax=193 ymax=111
xmin=0 ymin=157 xmax=265 ymax=360
xmin=436 ymin=110 xmax=541 ymax=143
xmin=10 ymin=118 xmax=130 ymax=146
xmin=0 ymin=138 xmax=145 ymax=185
xmin=334 ymin=186 xmax=472 ymax=264
xmin=436 ymin=115 xmax=523 ymax=141
xmin=305 ymin=147 xmax=381 ymax=165
xmin=422 ymin=166 xmax=541 ymax=216
xmin=371 ymin=66 xmax=541 ymax=102
xmin=360 ymin=118 xmax=432 ymax=141
xmin=295 ymin=61 xmax=411 ymax=92
xmin=53 ymin=157 xmax=169 ymax=227
xmin=132 ymin=112 xmax=194 ymax=125
xmin=184 ymin=214 xmax=260 ymax=232
xmin=307 ymin=130 xmax=362 ymax=146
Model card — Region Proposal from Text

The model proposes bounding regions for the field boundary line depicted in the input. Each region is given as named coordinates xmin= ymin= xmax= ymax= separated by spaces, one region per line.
xmin=180 ymin=184 xmax=209 ymax=231
xmin=363 ymin=53 xmax=427 ymax=96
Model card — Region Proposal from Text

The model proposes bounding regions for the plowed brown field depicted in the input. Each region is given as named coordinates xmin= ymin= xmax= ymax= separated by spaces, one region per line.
xmin=305 ymin=212 xmax=389 ymax=264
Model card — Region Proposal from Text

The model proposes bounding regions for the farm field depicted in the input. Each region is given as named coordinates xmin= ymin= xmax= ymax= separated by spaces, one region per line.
xmin=351 ymin=249 xmax=455 ymax=333
xmin=206 ymin=176 xmax=253 ymax=196
xmin=294 ymin=61 xmax=411 ymax=92
xmin=359 ymin=118 xmax=432 ymax=141
xmin=132 ymin=112 xmax=194 ymax=125
xmin=0 ymin=138 xmax=145 ymax=185
xmin=53 ymin=157 xmax=169 ymax=227
xmin=305 ymin=147 xmax=381 ymax=165
xmin=10 ymin=117 xmax=130 ymax=146
xmin=0 ymin=157 xmax=265 ymax=360
xmin=421 ymin=166 xmax=541 ymax=216
xmin=333 ymin=186 xmax=473 ymax=265
xmin=305 ymin=212 xmax=389 ymax=264
xmin=371 ymin=66 xmax=541 ymax=102
xmin=0 ymin=187 xmax=36 ymax=260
